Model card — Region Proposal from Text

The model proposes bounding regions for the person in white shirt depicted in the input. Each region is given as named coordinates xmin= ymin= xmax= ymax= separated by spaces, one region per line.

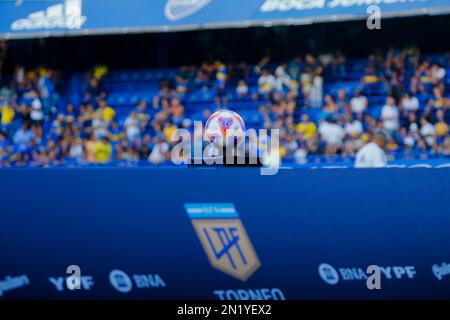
xmin=69 ymin=138 xmax=84 ymax=162
xmin=124 ymin=112 xmax=141 ymax=142
xmin=350 ymin=90 xmax=368 ymax=114
xmin=420 ymin=116 xmax=435 ymax=137
xmin=30 ymin=99 xmax=43 ymax=122
xmin=345 ymin=118 xmax=363 ymax=137
xmin=257 ymin=69 xmax=275 ymax=94
xmin=274 ymin=64 xmax=291 ymax=92
xmin=431 ymin=64 xmax=445 ymax=82
xmin=148 ymin=137 xmax=169 ymax=164
xmin=355 ymin=133 xmax=387 ymax=168
xmin=400 ymin=92 xmax=419 ymax=112
xmin=381 ymin=96 xmax=399 ymax=131
xmin=319 ymin=118 xmax=345 ymax=147
xmin=310 ymin=72 xmax=323 ymax=109
xmin=236 ymin=79 xmax=248 ymax=97
xmin=420 ymin=116 xmax=436 ymax=146
xmin=28 ymin=90 xmax=44 ymax=122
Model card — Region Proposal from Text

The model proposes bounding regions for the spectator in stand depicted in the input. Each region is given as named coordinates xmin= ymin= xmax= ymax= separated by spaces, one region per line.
xmin=84 ymin=134 xmax=97 ymax=163
xmin=258 ymin=68 xmax=275 ymax=96
xmin=62 ymin=103 xmax=77 ymax=123
xmin=336 ymin=89 xmax=349 ymax=111
xmin=387 ymin=70 xmax=404 ymax=102
xmin=343 ymin=114 xmax=364 ymax=155
xmin=86 ymin=77 xmax=102 ymax=97
xmin=381 ymin=96 xmax=400 ymax=133
xmin=25 ymin=90 xmax=44 ymax=126
xmin=435 ymin=109 xmax=449 ymax=143
xmin=404 ymin=112 xmax=420 ymax=134
xmin=153 ymin=82 xmax=176 ymax=108
xmin=236 ymin=79 xmax=249 ymax=98
xmin=175 ymin=75 xmax=188 ymax=96
xmin=124 ymin=112 xmax=141 ymax=142
xmin=321 ymin=95 xmax=338 ymax=119
xmin=96 ymin=98 xmax=116 ymax=123
xmin=296 ymin=114 xmax=317 ymax=142
xmin=170 ymin=97 xmax=185 ymax=126
xmin=214 ymin=60 xmax=228 ymax=105
xmin=288 ymin=56 xmax=303 ymax=80
xmin=429 ymin=86 xmax=445 ymax=110
xmin=400 ymin=92 xmax=419 ymax=113
xmin=350 ymin=90 xmax=368 ymax=115
xmin=361 ymin=64 xmax=381 ymax=84
xmin=281 ymin=134 xmax=298 ymax=157
xmin=430 ymin=64 xmax=446 ymax=84
xmin=95 ymin=136 xmax=112 ymax=164
xmin=344 ymin=114 xmax=363 ymax=139
xmin=163 ymin=120 xmax=177 ymax=142
xmin=69 ymin=138 xmax=84 ymax=163
xmin=319 ymin=116 xmax=345 ymax=154
xmin=201 ymin=108 xmax=212 ymax=123
xmin=274 ymin=63 xmax=291 ymax=94
xmin=148 ymin=136 xmax=169 ymax=165
xmin=13 ymin=122 xmax=34 ymax=152
xmin=1 ymin=101 xmax=15 ymax=131
xmin=135 ymin=100 xmax=150 ymax=131
xmin=38 ymin=68 xmax=57 ymax=114
xmin=300 ymin=68 xmax=312 ymax=107
xmin=442 ymin=136 xmax=450 ymax=156
xmin=310 ymin=66 xmax=324 ymax=108
xmin=415 ymin=61 xmax=433 ymax=91
xmin=420 ymin=115 xmax=436 ymax=147
xmin=92 ymin=111 xmax=109 ymax=139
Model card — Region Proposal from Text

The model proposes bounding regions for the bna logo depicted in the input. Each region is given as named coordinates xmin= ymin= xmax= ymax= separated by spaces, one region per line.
xmin=185 ymin=203 xmax=260 ymax=281
xmin=165 ymin=0 xmax=212 ymax=21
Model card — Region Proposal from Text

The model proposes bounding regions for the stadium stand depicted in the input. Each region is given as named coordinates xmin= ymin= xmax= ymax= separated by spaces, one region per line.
xmin=0 ymin=47 xmax=449 ymax=167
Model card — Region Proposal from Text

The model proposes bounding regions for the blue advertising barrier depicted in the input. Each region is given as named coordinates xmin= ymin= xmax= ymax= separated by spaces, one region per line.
xmin=1 ymin=0 xmax=450 ymax=38
xmin=0 ymin=167 xmax=450 ymax=300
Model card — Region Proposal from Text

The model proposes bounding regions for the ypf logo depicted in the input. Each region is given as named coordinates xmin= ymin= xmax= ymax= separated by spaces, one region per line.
xmin=318 ymin=263 xmax=339 ymax=285
xmin=185 ymin=203 xmax=260 ymax=281
xmin=165 ymin=0 xmax=212 ymax=21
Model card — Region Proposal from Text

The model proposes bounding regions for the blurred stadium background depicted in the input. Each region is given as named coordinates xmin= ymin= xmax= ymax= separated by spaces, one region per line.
xmin=1 ymin=0 xmax=450 ymax=168
xmin=2 ymin=0 xmax=450 ymax=302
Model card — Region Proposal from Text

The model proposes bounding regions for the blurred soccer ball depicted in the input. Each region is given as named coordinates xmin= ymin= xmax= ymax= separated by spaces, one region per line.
xmin=204 ymin=110 xmax=246 ymax=147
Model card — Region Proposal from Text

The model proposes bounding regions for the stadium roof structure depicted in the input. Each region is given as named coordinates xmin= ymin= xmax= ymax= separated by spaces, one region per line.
xmin=1 ymin=0 xmax=450 ymax=39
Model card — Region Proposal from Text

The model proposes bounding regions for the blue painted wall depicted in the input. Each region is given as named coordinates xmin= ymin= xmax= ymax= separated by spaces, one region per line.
xmin=0 ymin=168 xmax=449 ymax=299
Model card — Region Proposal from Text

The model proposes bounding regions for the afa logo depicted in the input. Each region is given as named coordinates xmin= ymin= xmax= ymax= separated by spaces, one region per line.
xmin=165 ymin=0 xmax=212 ymax=21
xmin=185 ymin=203 xmax=260 ymax=281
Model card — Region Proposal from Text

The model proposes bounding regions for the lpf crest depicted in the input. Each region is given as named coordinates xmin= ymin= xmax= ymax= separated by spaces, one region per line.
xmin=185 ymin=203 xmax=260 ymax=281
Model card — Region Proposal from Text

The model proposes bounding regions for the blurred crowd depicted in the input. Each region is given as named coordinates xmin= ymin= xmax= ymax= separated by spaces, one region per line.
xmin=0 ymin=46 xmax=449 ymax=167
xmin=256 ymin=48 xmax=450 ymax=163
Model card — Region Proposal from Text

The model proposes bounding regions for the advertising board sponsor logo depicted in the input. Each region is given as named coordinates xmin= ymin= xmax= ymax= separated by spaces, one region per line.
xmin=165 ymin=0 xmax=212 ymax=21
xmin=185 ymin=203 xmax=261 ymax=281
xmin=318 ymin=263 xmax=416 ymax=285
xmin=109 ymin=269 xmax=166 ymax=293
xmin=432 ymin=262 xmax=450 ymax=280
xmin=260 ymin=0 xmax=429 ymax=12
xmin=0 ymin=275 xmax=30 ymax=297
xmin=11 ymin=0 xmax=87 ymax=31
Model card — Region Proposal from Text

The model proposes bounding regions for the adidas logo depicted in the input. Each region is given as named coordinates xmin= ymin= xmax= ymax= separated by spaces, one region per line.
xmin=165 ymin=0 xmax=212 ymax=21
xmin=11 ymin=0 xmax=87 ymax=31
